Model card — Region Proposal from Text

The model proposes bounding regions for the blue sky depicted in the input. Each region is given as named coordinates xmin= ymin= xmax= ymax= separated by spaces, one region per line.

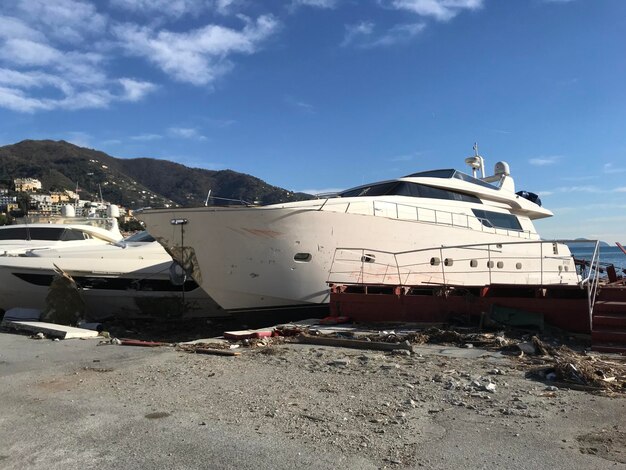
xmin=0 ymin=0 xmax=624 ymax=242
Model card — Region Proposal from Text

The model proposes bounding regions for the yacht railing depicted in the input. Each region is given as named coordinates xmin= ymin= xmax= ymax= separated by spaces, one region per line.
xmin=327 ymin=239 xmax=600 ymax=291
xmin=317 ymin=198 xmax=534 ymax=239
xmin=579 ymin=240 xmax=601 ymax=332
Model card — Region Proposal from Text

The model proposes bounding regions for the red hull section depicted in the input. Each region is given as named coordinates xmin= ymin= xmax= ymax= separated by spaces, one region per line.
xmin=329 ymin=284 xmax=591 ymax=333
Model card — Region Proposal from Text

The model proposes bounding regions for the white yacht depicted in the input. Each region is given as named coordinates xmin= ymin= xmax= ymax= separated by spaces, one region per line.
xmin=0 ymin=206 xmax=123 ymax=255
xmin=137 ymin=151 xmax=580 ymax=313
xmin=0 ymin=231 xmax=223 ymax=320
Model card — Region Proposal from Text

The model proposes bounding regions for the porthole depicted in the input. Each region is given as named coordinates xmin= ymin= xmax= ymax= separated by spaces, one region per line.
xmin=564 ymin=266 xmax=569 ymax=272
xmin=558 ymin=265 xmax=563 ymax=272
xmin=487 ymin=261 xmax=494 ymax=268
xmin=516 ymin=262 xmax=522 ymax=270
xmin=430 ymin=257 xmax=440 ymax=266
xmin=470 ymin=259 xmax=478 ymax=268
xmin=294 ymin=253 xmax=312 ymax=263
xmin=361 ymin=254 xmax=375 ymax=263
xmin=444 ymin=258 xmax=453 ymax=267
xmin=497 ymin=261 xmax=504 ymax=269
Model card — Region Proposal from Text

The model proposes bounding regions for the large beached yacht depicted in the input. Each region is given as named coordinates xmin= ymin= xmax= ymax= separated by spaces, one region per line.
xmin=137 ymin=151 xmax=580 ymax=313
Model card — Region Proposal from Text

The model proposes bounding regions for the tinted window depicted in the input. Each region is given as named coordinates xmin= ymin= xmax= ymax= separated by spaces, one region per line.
xmin=339 ymin=182 xmax=400 ymax=198
xmin=62 ymin=229 xmax=88 ymax=241
xmin=28 ymin=227 xmax=65 ymax=241
xmin=339 ymin=181 xmax=481 ymax=203
xmin=472 ymin=209 xmax=522 ymax=231
xmin=124 ymin=231 xmax=155 ymax=242
xmin=0 ymin=227 xmax=28 ymax=240
xmin=404 ymin=169 xmax=496 ymax=189
xmin=391 ymin=182 xmax=481 ymax=204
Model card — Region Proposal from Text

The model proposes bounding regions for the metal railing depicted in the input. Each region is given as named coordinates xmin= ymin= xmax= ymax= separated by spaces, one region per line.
xmin=316 ymin=198 xmax=535 ymax=240
xmin=327 ymin=239 xmax=598 ymax=291
xmin=579 ymin=240 xmax=601 ymax=331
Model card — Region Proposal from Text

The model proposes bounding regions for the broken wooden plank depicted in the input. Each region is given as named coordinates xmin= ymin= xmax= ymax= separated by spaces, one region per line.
xmin=1 ymin=320 xmax=100 ymax=339
xmin=296 ymin=334 xmax=413 ymax=352
xmin=193 ymin=347 xmax=241 ymax=357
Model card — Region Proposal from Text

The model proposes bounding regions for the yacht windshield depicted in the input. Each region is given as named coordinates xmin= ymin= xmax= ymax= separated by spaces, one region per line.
xmin=404 ymin=169 xmax=496 ymax=190
xmin=339 ymin=181 xmax=481 ymax=204
xmin=123 ymin=231 xmax=155 ymax=242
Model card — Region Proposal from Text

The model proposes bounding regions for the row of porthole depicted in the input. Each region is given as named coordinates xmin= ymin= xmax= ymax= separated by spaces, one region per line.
xmin=430 ymin=257 xmax=524 ymax=270
xmin=429 ymin=257 xmax=570 ymax=272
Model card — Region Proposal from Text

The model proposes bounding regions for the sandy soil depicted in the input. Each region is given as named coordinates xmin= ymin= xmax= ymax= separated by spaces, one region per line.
xmin=0 ymin=330 xmax=624 ymax=469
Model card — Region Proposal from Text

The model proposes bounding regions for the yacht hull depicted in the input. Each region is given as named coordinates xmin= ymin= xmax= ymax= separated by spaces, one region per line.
xmin=138 ymin=205 xmax=579 ymax=311
xmin=0 ymin=255 xmax=224 ymax=321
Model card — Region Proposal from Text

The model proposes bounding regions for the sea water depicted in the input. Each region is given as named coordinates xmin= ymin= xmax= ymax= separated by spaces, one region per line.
xmin=569 ymin=245 xmax=626 ymax=270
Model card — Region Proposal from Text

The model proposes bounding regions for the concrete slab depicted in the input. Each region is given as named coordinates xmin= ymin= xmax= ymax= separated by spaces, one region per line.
xmin=1 ymin=320 xmax=100 ymax=339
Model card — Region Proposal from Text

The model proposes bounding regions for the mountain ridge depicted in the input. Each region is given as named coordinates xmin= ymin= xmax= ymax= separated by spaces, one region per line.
xmin=0 ymin=140 xmax=311 ymax=208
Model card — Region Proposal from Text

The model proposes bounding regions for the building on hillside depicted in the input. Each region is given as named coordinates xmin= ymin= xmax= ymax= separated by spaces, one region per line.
xmin=14 ymin=178 xmax=42 ymax=192
xmin=50 ymin=191 xmax=72 ymax=204
xmin=0 ymin=195 xmax=18 ymax=213
xmin=29 ymin=194 xmax=53 ymax=214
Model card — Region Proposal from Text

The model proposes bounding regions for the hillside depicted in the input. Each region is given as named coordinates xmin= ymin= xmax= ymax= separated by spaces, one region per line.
xmin=0 ymin=140 xmax=311 ymax=208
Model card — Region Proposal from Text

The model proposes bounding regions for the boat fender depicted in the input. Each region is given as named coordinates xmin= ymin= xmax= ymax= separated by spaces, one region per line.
xmin=169 ymin=261 xmax=187 ymax=286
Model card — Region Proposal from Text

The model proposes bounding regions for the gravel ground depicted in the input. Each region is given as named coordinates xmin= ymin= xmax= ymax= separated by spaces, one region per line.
xmin=0 ymin=330 xmax=624 ymax=469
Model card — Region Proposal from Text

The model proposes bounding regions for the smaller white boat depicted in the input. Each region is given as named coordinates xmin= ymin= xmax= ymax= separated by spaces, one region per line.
xmin=0 ymin=205 xmax=123 ymax=255
xmin=0 ymin=231 xmax=224 ymax=321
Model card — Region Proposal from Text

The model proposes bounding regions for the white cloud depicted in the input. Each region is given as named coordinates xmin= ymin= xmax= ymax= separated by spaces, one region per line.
xmin=368 ymin=23 xmax=425 ymax=47
xmin=291 ymin=0 xmax=339 ymax=9
xmin=168 ymin=127 xmax=207 ymax=140
xmin=119 ymin=78 xmax=158 ymax=101
xmin=109 ymin=0 xmax=210 ymax=18
xmin=0 ymin=16 xmax=46 ymax=42
xmin=16 ymin=0 xmax=108 ymax=43
xmin=341 ymin=22 xmax=375 ymax=47
xmin=529 ymin=155 xmax=561 ymax=166
xmin=113 ymin=15 xmax=279 ymax=85
xmin=342 ymin=21 xmax=425 ymax=48
xmin=384 ymin=0 xmax=484 ymax=21
xmin=0 ymin=39 xmax=63 ymax=67
xmin=131 ymin=133 xmax=163 ymax=141
xmin=614 ymin=187 xmax=626 ymax=193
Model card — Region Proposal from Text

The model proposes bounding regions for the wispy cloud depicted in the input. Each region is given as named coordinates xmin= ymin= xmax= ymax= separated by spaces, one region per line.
xmin=342 ymin=21 xmax=425 ymax=48
xmin=0 ymin=2 xmax=156 ymax=113
xmin=109 ymin=0 xmax=211 ymax=18
xmin=0 ymin=1 xmax=277 ymax=113
xmin=529 ymin=155 xmax=562 ymax=166
xmin=131 ymin=133 xmax=163 ymax=141
xmin=168 ymin=127 xmax=207 ymax=140
xmin=341 ymin=22 xmax=375 ymax=47
xmin=603 ymin=163 xmax=626 ymax=174
xmin=383 ymin=0 xmax=484 ymax=22
xmin=113 ymin=15 xmax=279 ymax=86
xmin=291 ymin=0 xmax=339 ymax=10
xmin=284 ymin=95 xmax=315 ymax=113
xmin=614 ymin=187 xmax=626 ymax=193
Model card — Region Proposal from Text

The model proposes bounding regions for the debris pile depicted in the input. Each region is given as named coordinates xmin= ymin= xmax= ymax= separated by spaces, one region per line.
xmin=525 ymin=338 xmax=626 ymax=392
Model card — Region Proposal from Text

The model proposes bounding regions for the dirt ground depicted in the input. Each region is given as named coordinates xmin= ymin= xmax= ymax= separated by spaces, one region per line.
xmin=0 ymin=325 xmax=624 ymax=469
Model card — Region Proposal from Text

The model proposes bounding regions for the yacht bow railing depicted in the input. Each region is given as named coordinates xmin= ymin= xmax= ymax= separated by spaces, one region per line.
xmin=317 ymin=198 xmax=534 ymax=239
